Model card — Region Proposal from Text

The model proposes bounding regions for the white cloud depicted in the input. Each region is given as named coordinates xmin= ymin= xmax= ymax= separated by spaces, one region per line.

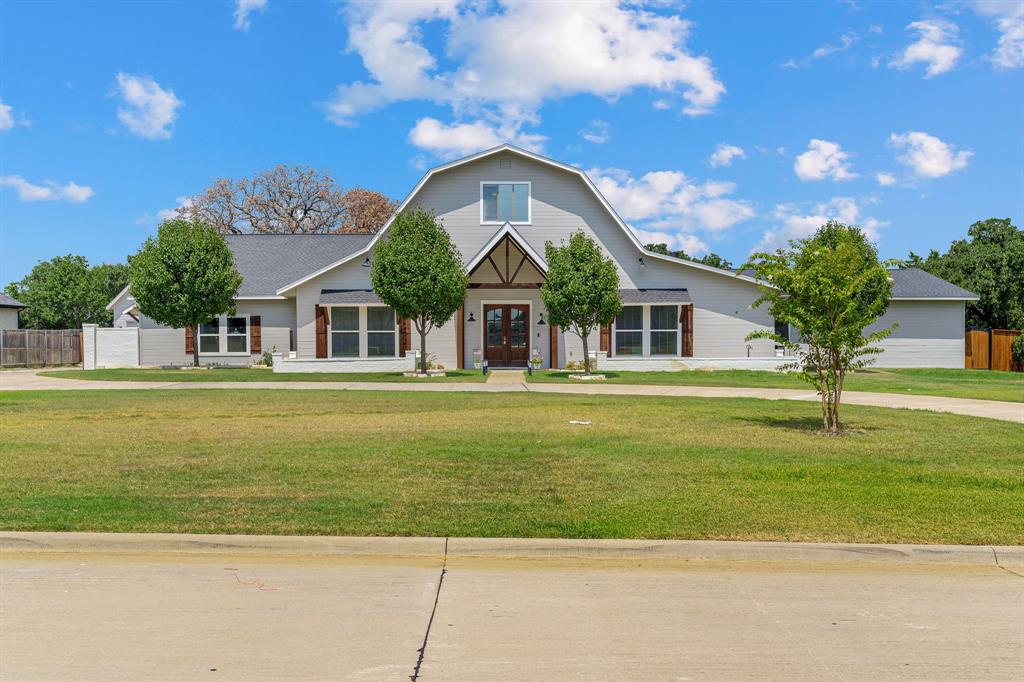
xmin=114 ymin=73 xmax=184 ymax=140
xmin=136 ymin=196 xmax=193 ymax=225
xmin=888 ymin=131 xmax=971 ymax=178
xmin=588 ymin=167 xmax=755 ymax=237
xmin=580 ymin=119 xmax=610 ymax=144
xmin=793 ymin=139 xmax=856 ymax=181
xmin=327 ymin=1 xmax=725 ymax=154
xmin=0 ymin=175 xmax=94 ymax=203
xmin=708 ymin=143 xmax=745 ymax=168
xmin=0 ymin=99 xmax=14 ymax=132
xmin=972 ymin=0 xmax=1024 ymax=69
xmin=811 ymin=30 xmax=858 ymax=59
xmin=755 ymin=197 xmax=886 ymax=253
xmin=890 ymin=19 xmax=962 ymax=77
xmin=408 ymin=117 xmax=546 ymax=158
xmin=875 ymin=172 xmax=897 ymax=186
xmin=233 ymin=0 xmax=267 ymax=31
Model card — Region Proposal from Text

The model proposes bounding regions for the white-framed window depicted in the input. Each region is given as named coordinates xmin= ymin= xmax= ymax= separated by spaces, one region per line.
xmin=198 ymin=314 xmax=250 ymax=355
xmin=614 ymin=306 xmax=643 ymax=355
xmin=330 ymin=305 xmax=399 ymax=358
xmin=481 ymin=181 xmax=531 ymax=224
xmin=650 ymin=305 xmax=679 ymax=356
xmin=331 ymin=307 xmax=359 ymax=358
xmin=367 ymin=306 xmax=397 ymax=357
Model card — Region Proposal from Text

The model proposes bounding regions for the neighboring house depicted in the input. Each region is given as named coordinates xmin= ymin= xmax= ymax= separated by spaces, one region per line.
xmin=109 ymin=145 xmax=978 ymax=370
xmin=0 ymin=293 xmax=26 ymax=330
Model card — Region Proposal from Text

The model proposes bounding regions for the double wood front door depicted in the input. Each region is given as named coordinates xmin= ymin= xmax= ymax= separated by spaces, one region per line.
xmin=483 ymin=304 xmax=529 ymax=367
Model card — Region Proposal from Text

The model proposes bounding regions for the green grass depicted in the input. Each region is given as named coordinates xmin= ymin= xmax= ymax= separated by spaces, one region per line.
xmin=528 ymin=367 xmax=1024 ymax=403
xmin=2 ymin=389 xmax=1021 ymax=544
xmin=40 ymin=367 xmax=488 ymax=383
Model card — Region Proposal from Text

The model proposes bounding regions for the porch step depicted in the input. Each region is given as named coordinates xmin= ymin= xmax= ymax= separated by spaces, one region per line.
xmin=486 ymin=369 xmax=526 ymax=385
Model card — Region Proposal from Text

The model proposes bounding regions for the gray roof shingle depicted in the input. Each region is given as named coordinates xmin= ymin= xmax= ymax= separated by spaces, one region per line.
xmin=319 ymin=289 xmax=382 ymax=305
xmin=618 ymin=288 xmax=691 ymax=303
xmin=889 ymin=268 xmax=978 ymax=299
xmin=0 ymin=292 xmax=26 ymax=308
xmin=225 ymin=234 xmax=374 ymax=296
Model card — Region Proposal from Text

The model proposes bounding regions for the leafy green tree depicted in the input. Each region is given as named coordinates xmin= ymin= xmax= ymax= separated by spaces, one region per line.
xmin=370 ymin=209 xmax=468 ymax=374
xmin=91 ymin=262 xmax=130 ymax=303
xmin=128 ymin=218 xmax=242 ymax=366
xmin=541 ymin=231 xmax=622 ymax=375
xmin=642 ymin=243 xmax=733 ymax=270
xmin=4 ymin=255 xmax=122 ymax=328
xmin=742 ymin=221 xmax=896 ymax=434
xmin=904 ymin=218 xmax=1023 ymax=330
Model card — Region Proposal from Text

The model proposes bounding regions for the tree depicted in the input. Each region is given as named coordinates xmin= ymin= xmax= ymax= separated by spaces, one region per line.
xmin=128 ymin=218 xmax=242 ymax=366
xmin=643 ymin=243 xmax=733 ymax=270
xmin=4 ymin=255 xmax=125 ymax=328
xmin=370 ymin=210 xmax=468 ymax=374
xmin=541 ymin=231 xmax=622 ymax=375
xmin=742 ymin=221 xmax=896 ymax=434
xmin=904 ymin=218 xmax=1024 ymax=330
xmin=180 ymin=165 xmax=396 ymax=235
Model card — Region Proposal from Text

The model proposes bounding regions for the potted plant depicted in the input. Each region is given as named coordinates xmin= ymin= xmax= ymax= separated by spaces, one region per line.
xmin=529 ymin=348 xmax=542 ymax=375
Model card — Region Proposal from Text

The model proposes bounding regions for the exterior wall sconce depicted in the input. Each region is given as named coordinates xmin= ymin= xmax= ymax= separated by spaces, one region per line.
xmin=361 ymin=256 xmax=371 ymax=267
xmin=467 ymin=311 xmax=476 ymax=322
xmin=537 ymin=313 xmax=546 ymax=325
xmin=638 ymin=256 xmax=646 ymax=267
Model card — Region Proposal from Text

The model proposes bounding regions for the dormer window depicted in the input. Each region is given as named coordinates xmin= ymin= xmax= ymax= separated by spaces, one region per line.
xmin=481 ymin=182 xmax=530 ymax=224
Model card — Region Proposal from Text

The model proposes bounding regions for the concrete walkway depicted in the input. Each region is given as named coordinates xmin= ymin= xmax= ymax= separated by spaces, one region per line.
xmin=3 ymin=369 xmax=1022 ymax=423
xmin=2 ymin=532 xmax=1021 ymax=681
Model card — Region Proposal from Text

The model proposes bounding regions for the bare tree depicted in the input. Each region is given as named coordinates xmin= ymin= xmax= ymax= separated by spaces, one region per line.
xmin=179 ymin=165 xmax=396 ymax=234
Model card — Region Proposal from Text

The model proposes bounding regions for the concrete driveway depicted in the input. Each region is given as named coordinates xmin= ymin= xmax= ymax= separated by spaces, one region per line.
xmin=2 ymin=533 xmax=1021 ymax=681
xmin=2 ymin=369 xmax=1022 ymax=423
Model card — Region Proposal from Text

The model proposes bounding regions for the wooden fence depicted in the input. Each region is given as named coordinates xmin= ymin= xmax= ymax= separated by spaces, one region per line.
xmin=965 ymin=328 xmax=1022 ymax=372
xmin=0 ymin=329 xmax=82 ymax=368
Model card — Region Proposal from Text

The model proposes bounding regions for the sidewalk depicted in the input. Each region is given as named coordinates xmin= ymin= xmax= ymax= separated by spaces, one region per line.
xmin=3 ymin=532 xmax=1021 ymax=681
xmin=3 ymin=369 xmax=1022 ymax=423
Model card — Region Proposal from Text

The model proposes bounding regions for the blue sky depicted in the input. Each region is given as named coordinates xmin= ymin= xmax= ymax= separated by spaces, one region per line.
xmin=1 ymin=0 xmax=1021 ymax=282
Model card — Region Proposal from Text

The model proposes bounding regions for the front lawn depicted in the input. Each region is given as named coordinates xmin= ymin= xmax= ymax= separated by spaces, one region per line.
xmin=39 ymin=367 xmax=488 ymax=383
xmin=529 ymin=367 xmax=1024 ymax=403
xmin=2 ymin=390 xmax=1021 ymax=544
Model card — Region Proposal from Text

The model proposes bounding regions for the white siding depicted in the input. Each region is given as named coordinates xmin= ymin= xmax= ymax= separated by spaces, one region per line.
xmin=295 ymin=258 xmax=371 ymax=359
xmin=139 ymin=300 xmax=295 ymax=366
xmin=0 ymin=308 xmax=19 ymax=330
xmin=870 ymin=301 xmax=965 ymax=368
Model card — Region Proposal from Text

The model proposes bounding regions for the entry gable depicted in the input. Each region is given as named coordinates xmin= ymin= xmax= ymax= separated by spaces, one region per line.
xmin=466 ymin=222 xmax=547 ymax=288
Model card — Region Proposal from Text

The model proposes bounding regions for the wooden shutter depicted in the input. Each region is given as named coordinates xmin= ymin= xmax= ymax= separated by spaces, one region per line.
xmin=600 ymin=324 xmax=611 ymax=354
xmin=249 ymin=315 xmax=262 ymax=353
xmin=399 ymin=318 xmax=412 ymax=357
xmin=549 ymin=324 xmax=558 ymax=369
xmin=184 ymin=325 xmax=195 ymax=354
xmin=315 ymin=305 xmax=328 ymax=358
xmin=680 ymin=305 xmax=693 ymax=357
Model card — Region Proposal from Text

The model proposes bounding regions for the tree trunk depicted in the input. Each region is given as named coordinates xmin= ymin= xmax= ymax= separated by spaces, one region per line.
xmin=193 ymin=343 xmax=200 ymax=367
xmin=581 ymin=332 xmax=591 ymax=375
xmin=419 ymin=316 xmax=428 ymax=374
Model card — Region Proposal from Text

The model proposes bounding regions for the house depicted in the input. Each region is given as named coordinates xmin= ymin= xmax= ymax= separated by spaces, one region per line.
xmin=0 ymin=293 xmax=26 ymax=330
xmin=107 ymin=145 xmax=978 ymax=371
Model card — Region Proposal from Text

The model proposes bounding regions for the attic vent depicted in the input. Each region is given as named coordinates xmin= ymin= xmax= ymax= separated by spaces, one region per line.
xmin=499 ymin=158 xmax=512 ymax=169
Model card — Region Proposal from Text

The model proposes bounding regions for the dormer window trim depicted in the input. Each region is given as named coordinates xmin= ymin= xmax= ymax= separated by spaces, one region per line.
xmin=480 ymin=181 xmax=532 ymax=226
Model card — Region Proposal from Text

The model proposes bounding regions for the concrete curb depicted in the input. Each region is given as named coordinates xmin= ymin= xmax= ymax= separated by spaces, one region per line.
xmin=3 ymin=532 xmax=1021 ymax=567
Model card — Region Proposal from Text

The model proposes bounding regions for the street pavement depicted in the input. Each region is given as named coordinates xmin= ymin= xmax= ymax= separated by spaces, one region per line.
xmin=2 ymin=533 xmax=1022 ymax=681
xmin=2 ymin=369 xmax=1022 ymax=423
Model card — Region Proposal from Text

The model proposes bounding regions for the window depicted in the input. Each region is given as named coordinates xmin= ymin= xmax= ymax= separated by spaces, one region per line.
xmin=198 ymin=315 xmax=249 ymax=354
xmin=481 ymin=182 xmax=530 ymax=223
xmin=650 ymin=305 xmax=679 ymax=355
xmin=774 ymin=318 xmax=791 ymax=342
xmin=367 ymin=306 xmax=397 ymax=357
xmin=614 ymin=306 xmax=643 ymax=355
xmin=331 ymin=307 xmax=359 ymax=357
xmin=199 ymin=318 xmax=220 ymax=354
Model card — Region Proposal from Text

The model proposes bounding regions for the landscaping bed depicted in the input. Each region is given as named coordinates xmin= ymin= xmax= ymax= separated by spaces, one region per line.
xmin=1 ymin=389 xmax=1021 ymax=544
xmin=39 ymin=368 xmax=487 ymax=383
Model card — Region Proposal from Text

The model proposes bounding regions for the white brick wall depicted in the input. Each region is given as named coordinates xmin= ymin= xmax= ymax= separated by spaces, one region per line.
xmin=83 ymin=325 xmax=140 ymax=369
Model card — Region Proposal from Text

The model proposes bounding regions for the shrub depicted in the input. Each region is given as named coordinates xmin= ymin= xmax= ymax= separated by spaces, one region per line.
xmin=1012 ymin=333 xmax=1024 ymax=366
